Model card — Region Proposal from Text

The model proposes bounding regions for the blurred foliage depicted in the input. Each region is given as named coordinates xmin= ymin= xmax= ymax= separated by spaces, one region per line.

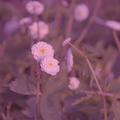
xmin=0 ymin=0 xmax=120 ymax=120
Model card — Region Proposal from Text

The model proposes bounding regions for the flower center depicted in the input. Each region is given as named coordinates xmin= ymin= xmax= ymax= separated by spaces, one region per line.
xmin=47 ymin=62 xmax=53 ymax=69
xmin=39 ymin=48 xmax=47 ymax=55
xmin=79 ymin=11 xmax=84 ymax=16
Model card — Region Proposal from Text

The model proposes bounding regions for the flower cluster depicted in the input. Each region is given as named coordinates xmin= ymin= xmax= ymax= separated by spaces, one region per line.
xmin=31 ymin=41 xmax=60 ymax=76
xmin=25 ymin=1 xmax=49 ymax=39
xmin=25 ymin=1 xmax=60 ymax=76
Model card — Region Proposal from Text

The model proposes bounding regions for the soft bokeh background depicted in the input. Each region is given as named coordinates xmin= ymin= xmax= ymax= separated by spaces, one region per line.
xmin=0 ymin=0 xmax=120 ymax=120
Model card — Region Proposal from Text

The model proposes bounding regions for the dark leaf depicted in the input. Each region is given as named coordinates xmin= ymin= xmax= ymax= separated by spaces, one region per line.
xmin=9 ymin=74 xmax=37 ymax=95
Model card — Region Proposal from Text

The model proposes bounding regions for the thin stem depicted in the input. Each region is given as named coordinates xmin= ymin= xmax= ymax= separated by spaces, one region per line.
xmin=79 ymin=90 xmax=114 ymax=97
xmin=68 ymin=42 xmax=108 ymax=120
xmin=72 ymin=90 xmax=113 ymax=106
xmin=35 ymin=64 xmax=41 ymax=120
xmin=54 ymin=7 xmax=63 ymax=36
xmin=68 ymin=42 xmax=103 ymax=92
xmin=74 ymin=0 xmax=101 ymax=45
xmin=103 ymin=96 xmax=108 ymax=120
xmin=86 ymin=58 xmax=103 ymax=92
xmin=65 ymin=0 xmax=76 ymax=37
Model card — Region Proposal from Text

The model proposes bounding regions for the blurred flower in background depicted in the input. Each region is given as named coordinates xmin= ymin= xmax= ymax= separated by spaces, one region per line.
xmin=29 ymin=21 xmax=49 ymax=39
xmin=4 ymin=17 xmax=19 ymax=35
xmin=105 ymin=20 xmax=120 ymax=31
xmin=74 ymin=4 xmax=89 ymax=22
xmin=26 ymin=1 xmax=44 ymax=15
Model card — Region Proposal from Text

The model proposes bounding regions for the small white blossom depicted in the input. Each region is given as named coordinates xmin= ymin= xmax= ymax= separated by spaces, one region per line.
xmin=40 ymin=57 xmax=60 ymax=76
xmin=74 ymin=4 xmax=89 ymax=22
xmin=26 ymin=1 xmax=44 ymax=15
xmin=105 ymin=20 xmax=120 ymax=31
xmin=29 ymin=21 xmax=49 ymax=39
xmin=62 ymin=37 xmax=71 ymax=46
xmin=19 ymin=17 xmax=32 ymax=25
xmin=68 ymin=77 xmax=80 ymax=90
xmin=31 ymin=41 xmax=54 ymax=61
xmin=66 ymin=48 xmax=73 ymax=72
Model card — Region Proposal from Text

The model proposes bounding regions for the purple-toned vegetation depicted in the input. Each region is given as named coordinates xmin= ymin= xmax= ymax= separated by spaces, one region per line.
xmin=0 ymin=0 xmax=120 ymax=120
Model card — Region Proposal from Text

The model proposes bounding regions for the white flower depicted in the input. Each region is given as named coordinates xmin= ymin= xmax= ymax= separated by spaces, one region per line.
xmin=31 ymin=41 xmax=54 ymax=61
xmin=29 ymin=21 xmax=49 ymax=39
xmin=74 ymin=4 xmax=89 ymax=22
xmin=66 ymin=48 xmax=73 ymax=72
xmin=19 ymin=17 xmax=32 ymax=25
xmin=68 ymin=77 xmax=80 ymax=90
xmin=105 ymin=20 xmax=120 ymax=31
xmin=62 ymin=37 xmax=71 ymax=46
xmin=40 ymin=57 xmax=60 ymax=76
xmin=26 ymin=1 xmax=44 ymax=15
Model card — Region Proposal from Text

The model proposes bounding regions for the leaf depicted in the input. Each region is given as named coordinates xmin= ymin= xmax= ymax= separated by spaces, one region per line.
xmin=9 ymin=74 xmax=37 ymax=95
xmin=22 ymin=97 xmax=37 ymax=118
